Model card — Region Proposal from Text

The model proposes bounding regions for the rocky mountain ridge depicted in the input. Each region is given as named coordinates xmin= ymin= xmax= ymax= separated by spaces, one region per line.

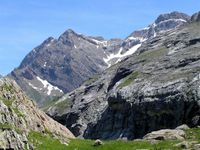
xmin=46 ymin=11 xmax=200 ymax=140
xmin=9 ymin=11 xmax=190 ymax=107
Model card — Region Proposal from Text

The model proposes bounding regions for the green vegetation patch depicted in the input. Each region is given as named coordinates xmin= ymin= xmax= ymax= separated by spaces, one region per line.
xmin=84 ymin=75 xmax=99 ymax=86
xmin=186 ymin=127 xmax=200 ymax=142
xmin=0 ymin=123 xmax=13 ymax=130
xmin=0 ymin=123 xmax=23 ymax=134
xmin=2 ymin=83 xmax=15 ymax=93
xmin=54 ymin=99 xmax=72 ymax=113
xmin=27 ymin=87 xmax=44 ymax=104
xmin=12 ymin=107 xmax=25 ymax=118
xmin=1 ymin=98 xmax=13 ymax=107
xmin=42 ymin=96 xmax=60 ymax=111
xmin=0 ymin=97 xmax=25 ymax=118
xmin=118 ymin=71 xmax=140 ymax=88
xmin=42 ymin=97 xmax=72 ymax=114
xmin=186 ymin=22 xmax=200 ymax=35
xmin=137 ymin=47 xmax=168 ymax=61
xmin=19 ymin=127 xmax=200 ymax=150
xmin=66 ymin=139 xmax=181 ymax=150
xmin=28 ymin=131 xmax=68 ymax=150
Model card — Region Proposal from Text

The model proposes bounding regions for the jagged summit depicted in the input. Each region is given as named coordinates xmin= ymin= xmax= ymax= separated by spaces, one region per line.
xmin=58 ymin=29 xmax=82 ymax=42
xmin=155 ymin=11 xmax=190 ymax=24
xmin=118 ymin=11 xmax=190 ymax=60
xmin=127 ymin=11 xmax=189 ymax=40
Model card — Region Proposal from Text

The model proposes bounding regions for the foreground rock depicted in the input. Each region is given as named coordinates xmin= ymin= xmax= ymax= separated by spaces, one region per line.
xmin=93 ymin=139 xmax=104 ymax=146
xmin=0 ymin=77 xmax=74 ymax=149
xmin=143 ymin=129 xmax=186 ymax=141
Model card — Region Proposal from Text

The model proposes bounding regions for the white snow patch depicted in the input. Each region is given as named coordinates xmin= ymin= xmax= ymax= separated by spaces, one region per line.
xmin=154 ymin=19 xmax=187 ymax=27
xmin=122 ymin=44 xmax=142 ymax=57
xmin=103 ymin=48 xmax=122 ymax=64
xmin=103 ymin=44 xmax=141 ymax=67
xmin=28 ymin=83 xmax=39 ymax=90
xmin=153 ymin=32 xmax=157 ymax=37
xmin=46 ymin=39 xmax=55 ymax=47
xmin=192 ymin=73 xmax=200 ymax=83
xmin=46 ymin=43 xmax=51 ymax=47
xmin=159 ymin=19 xmax=187 ymax=24
xmin=74 ymin=45 xmax=77 ymax=49
xmin=91 ymin=39 xmax=108 ymax=47
xmin=44 ymin=62 xmax=47 ymax=67
xmin=168 ymin=49 xmax=176 ymax=55
xmin=142 ymin=26 xmax=150 ymax=30
xmin=127 ymin=37 xmax=138 ymax=41
xmin=152 ymin=23 xmax=157 ymax=27
xmin=36 ymin=76 xmax=63 ymax=95
xmin=126 ymin=37 xmax=147 ymax=42
xmin=33 ymin=49 xmax=36 ymax=53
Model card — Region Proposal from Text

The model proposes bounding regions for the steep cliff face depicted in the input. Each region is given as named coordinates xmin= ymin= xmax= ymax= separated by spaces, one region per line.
xmin=0 ymin=77 xmax=74 ymax=149
xmin=191 ymin=11 xmax=200 ymax=22
xmin=47 ymin=15 xmax=200 ymax=140
xmin=9 ymin=12 xmax=189 ymax=107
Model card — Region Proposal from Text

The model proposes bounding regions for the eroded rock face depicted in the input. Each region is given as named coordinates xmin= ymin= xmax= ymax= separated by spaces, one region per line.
xmin=191 ymin=11 xmax=200 ymax=22
xmin=0 ymin=78 xmax=74 ymax=149
xmin=47 ymin=14 xmax=200 ymax=140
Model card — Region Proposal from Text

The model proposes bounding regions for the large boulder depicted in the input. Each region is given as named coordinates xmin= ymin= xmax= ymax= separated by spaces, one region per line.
xmin=143 ymin=129 xmax=186 ymax=141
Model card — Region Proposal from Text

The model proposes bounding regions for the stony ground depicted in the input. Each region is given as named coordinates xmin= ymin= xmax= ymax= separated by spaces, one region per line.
xmin=30 ymin=125 xmax=200 ymax=150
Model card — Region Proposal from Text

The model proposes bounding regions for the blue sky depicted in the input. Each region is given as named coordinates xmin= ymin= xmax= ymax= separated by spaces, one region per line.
xmin=0 ymin=0 xmax=200 ymax=75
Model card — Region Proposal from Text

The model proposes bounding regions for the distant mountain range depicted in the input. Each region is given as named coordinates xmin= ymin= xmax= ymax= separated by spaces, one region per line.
xmin=9 ymin=11 xmax=190 ymax=107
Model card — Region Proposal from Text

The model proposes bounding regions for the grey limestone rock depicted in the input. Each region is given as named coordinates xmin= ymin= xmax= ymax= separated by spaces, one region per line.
xmin=47 ymin=14 xmax=200 ymax=140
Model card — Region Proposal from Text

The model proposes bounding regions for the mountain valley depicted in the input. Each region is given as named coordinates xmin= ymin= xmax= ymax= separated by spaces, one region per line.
xmin=1 ymin=10 xmax=200 ymax=150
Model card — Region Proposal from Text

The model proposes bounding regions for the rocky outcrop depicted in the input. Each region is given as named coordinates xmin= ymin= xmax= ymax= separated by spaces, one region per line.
xmin=9 ymin=12 xmax=189 ymax=107
xmin=47 ymin=12 xmax=200 ymax=140
xmin=0 ymin=77 xmax=74 ymax=149
xmin=191 ymin=11 xmax=200 ymax=22
xmin=143 ymin=128 xmax=186 ymax=141
xmin=155 ymin=11 xmax=190 ymax=24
